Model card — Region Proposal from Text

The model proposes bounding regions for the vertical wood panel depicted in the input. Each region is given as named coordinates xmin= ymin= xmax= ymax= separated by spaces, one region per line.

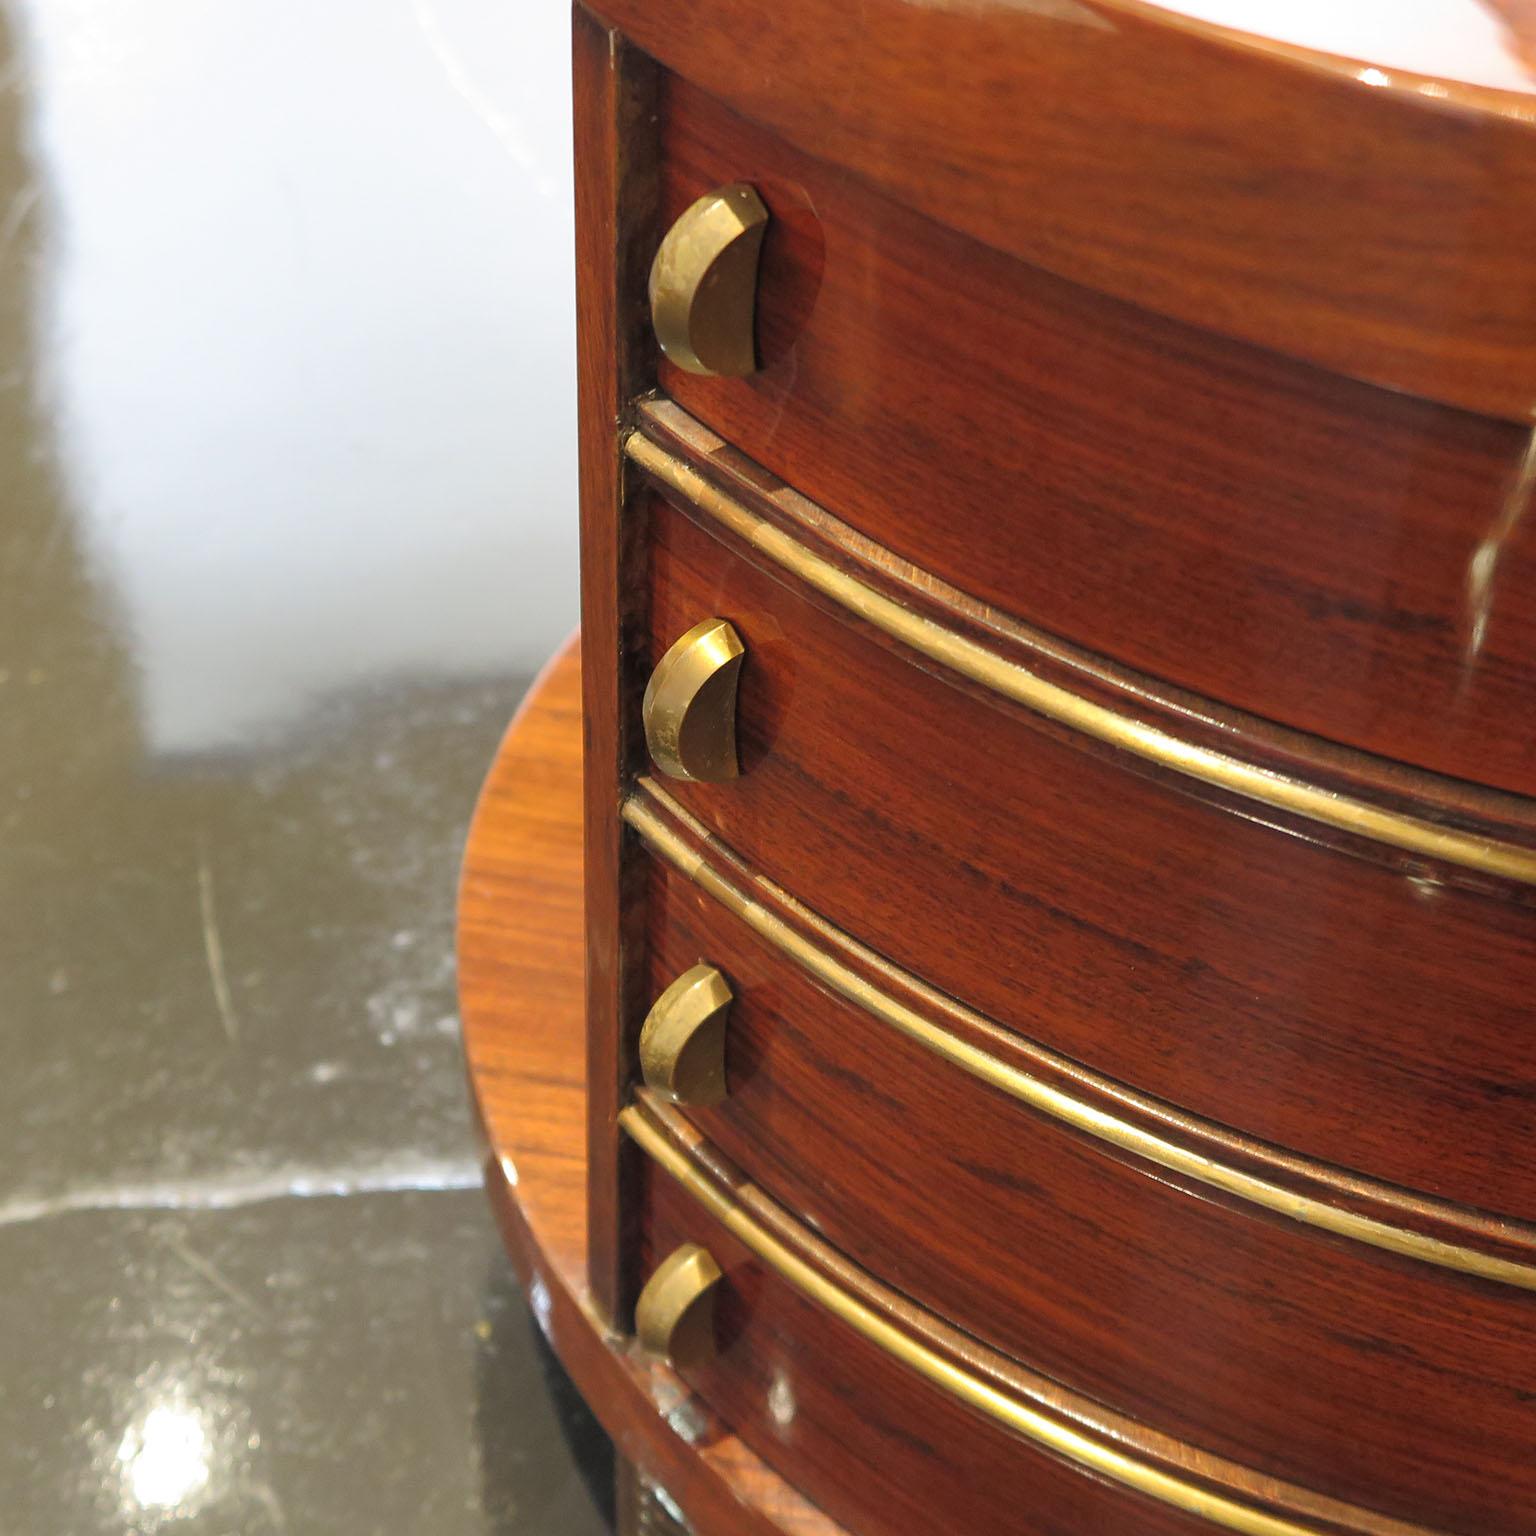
xmin=573 ymin=2 xmax=659 ymax=1323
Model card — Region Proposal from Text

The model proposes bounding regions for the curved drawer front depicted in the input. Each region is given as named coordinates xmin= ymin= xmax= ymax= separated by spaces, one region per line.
xmin=632 ymin=839 xmax=1536 ymax=1534
xmin=627 ymin=1099 xmax=1456 ymax=1536
xmin=631 ymin=482 xmax=1536 ymax=1219
xmin=655 ymin=74 xmax=1536 ymax=797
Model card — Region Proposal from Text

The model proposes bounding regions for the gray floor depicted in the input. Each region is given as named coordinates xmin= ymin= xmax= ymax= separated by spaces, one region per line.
xmin=1 ymin=6 xmax=612 ymax=1530
xmin=0 ymin=669 xmax=614 ymax=1534
xmin=1 ymin=1193 xmax=611 ymax=1534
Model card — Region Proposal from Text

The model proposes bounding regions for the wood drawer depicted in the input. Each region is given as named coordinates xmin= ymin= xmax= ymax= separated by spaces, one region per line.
xmin=625 ymin=1098 xmax=1440 ymax=1536
xmin=654 ymin=73 xmax=1536 ymax=797
xmin=630 ymin=478 xmax=1536 ymax=1220
xmin=630 ymin=838 xmax=1536 ymax=1534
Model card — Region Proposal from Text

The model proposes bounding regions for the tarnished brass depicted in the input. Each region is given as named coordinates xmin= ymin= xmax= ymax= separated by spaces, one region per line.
xmin=634 ymin=1242 xmax=722 ymax=1370
xmin=642 ymin=618 xmax=745 ymax=782
xmin=648 ymin=183 xmax=769 ymax=377
xmin=640 ymin=963 xmax=733 ymax=1106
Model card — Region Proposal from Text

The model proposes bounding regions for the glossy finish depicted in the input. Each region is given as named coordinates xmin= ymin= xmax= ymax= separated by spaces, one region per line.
xmin=628 ymin=417 xmax=1536 ymax=885
xmin=641 ymin=617 xmax=745 ymax=782
xmin=1 ymin=1 xmax=601 ymax=1522
xmin=629 ymin=1104 xmax=1434 ymax=1536
xmin=639 ymin=963 xmax=734 ymax=1107
xmin=629 ymin=828 xmax=1536 ymax=1532
xmin=624 ymin=782 xmax=1536 ymax=1286
xmin=573 ymin=7 xmax=660 ymax=1324
xmin=2 ymin=1187 xmax=611 ymax=1535
xmin=1149 ymin=0 xmax=1536 ymax=90
xmin=561 ymin=3 xmax=1536 ymax=1531
xmin=457 ymin=640 xmax=843 ymax=1536
xmin=592 ymin=0 xmax=1536 ymax=419
xmin=633 ymin=482 xmax=1536 ymax=1221
xmin=654 ymin=78 xmax=1536 ymax=798
xmin=648 ymin=183 xmax=769 ymax=376
xmin=634 ymin=1243 xmax=724 ymax=1369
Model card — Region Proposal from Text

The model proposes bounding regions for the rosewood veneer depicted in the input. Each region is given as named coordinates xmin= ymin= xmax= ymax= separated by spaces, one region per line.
xmin=460 ymin=6 xmax=1536 ymax=1531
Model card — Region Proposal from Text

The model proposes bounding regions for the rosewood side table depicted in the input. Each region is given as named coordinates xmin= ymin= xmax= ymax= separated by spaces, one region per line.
xmin=461 ymin=5 xmax=1536 ymax=1532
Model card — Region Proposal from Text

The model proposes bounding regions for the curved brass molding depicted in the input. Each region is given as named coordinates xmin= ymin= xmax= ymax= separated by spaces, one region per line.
xmin=621 ymin=1101 xmax=1440 ymax=1536
xmin=624 ymin=428 xmax=1536 ymax=886
xmin=622 ymin=786 xmax=1536 ymax=1289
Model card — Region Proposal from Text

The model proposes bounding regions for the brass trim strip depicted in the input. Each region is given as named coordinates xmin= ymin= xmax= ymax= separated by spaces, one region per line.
xmin=624 ymin=428 xmax=1536 ymax=886
xmin=621 ymin=1102 xmax=1439 ymax=1536
xmin=623 ymin=788 xmax=1536 ymax=1289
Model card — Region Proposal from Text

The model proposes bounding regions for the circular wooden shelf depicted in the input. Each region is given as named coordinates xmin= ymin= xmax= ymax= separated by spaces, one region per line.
xmin=456 ymin=635 xmax=839 ymax=1536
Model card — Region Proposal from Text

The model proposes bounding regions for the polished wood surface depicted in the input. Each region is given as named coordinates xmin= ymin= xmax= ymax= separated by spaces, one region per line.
xmin=456 ymin=638 xmax=842 ymax=1536
xmin=585 ymin=0 xmax=1536 ymax=419
xmin=636 ymin=1179 xmax=1210 ymax=1536
xmin=625 ymin=776 xmax=1536 ymax=1280
xmin=519 ymin=7 xmax=1536 ymax=1531
xmin=635 ymin=835 xmax=1536 ymax=1533
xmin=574 ymin=7 xmax=659 ymax=1323
xmin=630 ymin=1097 xmax=1443 ymax=1536
xmin=1145 ymin=0 xmax=1536 ymax=90
xmin=656 ymin=78 xmax=1536 ymax=798
xmin=634 ymin=481 xmax=1536 ymax=1221
xmin=633 ymin=401 xmax=1536 ymax=868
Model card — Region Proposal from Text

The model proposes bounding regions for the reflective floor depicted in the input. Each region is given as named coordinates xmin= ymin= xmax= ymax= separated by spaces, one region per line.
xmin=0 ymin=2 xmax=609 ymax=1530
xmin=0 ymin=665 xmax=614 ymax=1535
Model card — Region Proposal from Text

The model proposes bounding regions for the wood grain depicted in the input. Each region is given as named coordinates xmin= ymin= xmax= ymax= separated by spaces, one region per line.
xmin=635 ymin=486 xmax=1536 ymax=1219
xmin=585 ymin=0 xmax=1536 ymax=419
xmin=654 ymin=78 xmax=1536 ymax=798
xmin=626 ymin=775 xmax=1536 ymax=1275
xmin=631 ymin=1099 xmax=1444 ymax=1536
xmin=567 ymin=5 xmax=1536 ymax=1529
xmin=573 ymin=4 xmax=660 ymax=1323
xmin=632 ymin=403 xmax=1536 ymax=876
xmin=455 ymin=636 xmax=842 ymax=1536
xmin=637 ymin=848 xmax=1536 ymax=1533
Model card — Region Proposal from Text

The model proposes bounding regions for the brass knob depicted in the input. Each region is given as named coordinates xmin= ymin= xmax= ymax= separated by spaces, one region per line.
xmin=636 ymin=1242 xmax=722 ymax=1370
xmin=649 ymin=182 xmax=770 ymax=377
xmin=640 ymin=964 xmax=733 ymax=1106
xmin=642 ymin=619 xmax=744 ymax=782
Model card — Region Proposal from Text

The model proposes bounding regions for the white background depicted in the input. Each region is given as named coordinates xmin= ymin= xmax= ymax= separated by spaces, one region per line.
xmin=12 ymin=0 xmax=578 ymax=753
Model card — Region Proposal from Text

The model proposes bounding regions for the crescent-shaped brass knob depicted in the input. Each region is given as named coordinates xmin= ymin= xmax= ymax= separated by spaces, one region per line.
xmin=649 ymin=182 xmax=770 ymax=377
xmin=640 ymin=964 xmax=733 ymax=1106
xmin=635 ymin=1242 xmax=722 ymax=1370
xmin=642 ymin=618 xmax=745 ymax=782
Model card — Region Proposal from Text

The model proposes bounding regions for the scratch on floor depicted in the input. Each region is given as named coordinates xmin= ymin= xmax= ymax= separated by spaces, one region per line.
xmin=161 ymin=1229 xmax=269 ymax=1320
xmin=0 ymin=182 xmax=39 ymax=260
xmin=249 ymin=1481 xmax=289 ymax=1532
xmin=196 ymin=832 xmax=240 ymax=1043
xmin=0 ymin=1157 xmax=482 ymax=1232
